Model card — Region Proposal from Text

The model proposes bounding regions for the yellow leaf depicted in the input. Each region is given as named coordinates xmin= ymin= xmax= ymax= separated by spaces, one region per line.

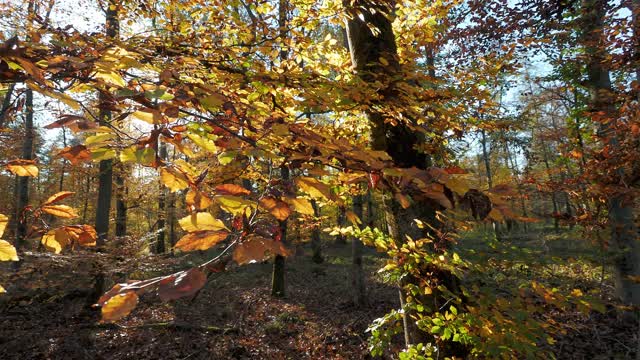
xmin=295 ymin=177 xmax=333 ymax=200
xmin=0 ymin=284 xmax=5 ymax=293
xmin=0 ymin=214 xmax=8 ymax=238
xmin=187 ymin=133 xmax=217 ymax=153
xmin=216 ymin=195 xmax=256 ymax=216
xmin=215 ymin=184 xmax=251 ymax=196
xmin=444 ymin=175 xmax=470 ymax=196
xmin=0 ymin=240 xmax=18 ymax=261
xmin=160 ymin=167 xmax=190 ymax=192
xmin=287 ymin=197 xmax=315 ymax=215
xmin=6 ymin=159 xmax=38 ymax=177
xmin=42 ymin=205 xmax=78 ymax=219
xmin=175 ymin=230 xmax=229 ymax=252
xmin=101 ymin=291 xmax=138 ymax=323
xmin=41 ymin=228 xmax=70 ymax=254
xmin=130 ymin=110 xmax=163 ymax=125
xmin=178 ymin=213 xmax=228 ymax=232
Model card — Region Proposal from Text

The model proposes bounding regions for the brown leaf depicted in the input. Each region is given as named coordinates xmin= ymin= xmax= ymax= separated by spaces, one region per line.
xmin=157 ymin=269 xmax=207 ymax=301
xmin=101 ymin=291 xmax=139 ymax=323
xmin=186 ymin=188 xmax=213 ymax=211
xmin=394 ymin=192 xmax=411 ymax=209
xmin=175 ymin=230 xmax=228 ymax=252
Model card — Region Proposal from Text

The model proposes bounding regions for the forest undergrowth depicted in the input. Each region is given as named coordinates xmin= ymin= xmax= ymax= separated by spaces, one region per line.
xmin=0 ymin=227 xmax=636 ymax=359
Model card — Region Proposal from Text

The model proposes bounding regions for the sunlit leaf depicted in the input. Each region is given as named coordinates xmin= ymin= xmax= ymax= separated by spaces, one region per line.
xmin=0 ymin=240 xmax=18 ymax=261
xmin=186 ymin=188 xmax=213 ymax=211
xmin=346 ymin=210 xmax=361 ymax=225
xmin=259 ymin=197 xmax=291 ymax=221
xmin=287 ymin=197 xmax=315 ymax=215
xmin=178 ymin=213 xmax=228 ymax=232
xmin=160 ymin=167 xmax=190 ymax=192
xmin=42 ymin=205 xmax=78 ymax=219
xmin=215 ymin=184 xmax=251 ymax=196
xmin=216 ymin=195 xmax=256 ymax=216
xmin=175 ymin=230 xmax=229 ymax=251
xmin=296 ymin=177 xmax=334 ymax=200
xmin=6 ymin=159 xmax=38 ymax=177
xmin=101 ymin=291 xmax=138 ymax=323
xmin=59 ymin=145 xmax=91 ymax=165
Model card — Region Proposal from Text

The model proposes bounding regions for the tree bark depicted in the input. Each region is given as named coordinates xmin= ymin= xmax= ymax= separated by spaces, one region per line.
xmin=351 ymin=193 xmax=366 ymax=306
xmin=0 ymin=83 xmax=15 ymax=128
xmin=156 ymin=142 xmax=167 ymax=253
xmin=271 ymin=166 xmax=288 ymax=297
xmin=114 ymin=166 xmax=127 ymax=237
xmin=310 ymin=199 xmax=323 ymax=263
xmin=581 ymin=0 xmax=640 ymax=306
xmin=94 ymin=1 xmax=119 ymax=245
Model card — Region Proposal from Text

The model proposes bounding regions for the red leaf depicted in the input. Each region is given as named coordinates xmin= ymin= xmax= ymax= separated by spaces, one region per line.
xmin=157 ymin=269 xmax=207 ymax=301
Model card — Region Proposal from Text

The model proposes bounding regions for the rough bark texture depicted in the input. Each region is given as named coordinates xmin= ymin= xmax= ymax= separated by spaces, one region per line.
xmin=581 ymin=0 xmax=640 ymax=306
xmin=0 ymin=83 xmax=15 ymax=128
xmin=344 ymin=0 xmax=443 ymax=348
xmin=95 ymin=2 xmax=119 ymax=245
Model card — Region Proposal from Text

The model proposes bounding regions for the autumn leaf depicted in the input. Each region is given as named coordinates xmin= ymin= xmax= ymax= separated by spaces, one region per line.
xmin=175 ymin=230 xmax=229 ymax=252
xmin=0 ymin=240 xmax=18 ymax=261
xmin=259 ymin=197 xmax=291 ymax=221
xmin=186 ymin=188 xmax=213 ymax=211
xmin=296 ymin=177 xmax=334 ymax=200
xmin=64 ymin=225 xmax=98 ymax=247
xmin=6 ymin=159 xmax=38 ymax=177
xmin=444 ymin=175 xmax=471 ymax=196
xmin=0 ymin=284 xmax=5 ymax=293
xmin=287 ymin=197 xmax=315 ymax=215
xmin=420 ymin=183 xmax=453 ymax=209
xmin=0 ymin=214 xmax=8 ymax=238
xmin=233 ymin=236 xmax=290 ymax=265
xmin=157 ymin=269 xmax=207 ymax=301
xmin=101 ymin=291 xmax=139 ymax=323
xmin=41 ymin=205 xmax=79 ymax=219
xmin=216 ymin=195 xmax=256 ymax=216
xmin=41 ymin=228 xmax=70 ymax=254
xmin=59 ymin=145 xmax=91 ymax=165
xmin=42 ymin=191 xmax=75 ymax=206
xmin=215 ymin=184 xmax=251 ymax=196
xmin=160 ymin=167 xmax=190 ymax=192
xmin=178 ymin=213 xmax=228 ymax=232
xmin=487 ymin=208 xmax=504 ymax=222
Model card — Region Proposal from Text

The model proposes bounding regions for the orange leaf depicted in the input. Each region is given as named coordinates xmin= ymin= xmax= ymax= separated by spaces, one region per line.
xmin=6 ymin=159 xmax=38 ymax=177
xmin=394 ymin=193 xmax=411 ymax=209
xmin=186 ymin=188 xmax=213 ymax=211
xmin=160 ymin=167 xmax=190 ymax=192
xmin=215 ymin=184 xmax=251 ymax=196
xmin=41 ymin=205 xmax=78 ymax=219
xmin=101 ymin=291 xmax=138 ymax=323
xmin=42 ymin=191 xmax=75 ymax=206
xmin=345 ymin=210 xmax=361 ymax=225
xmin=259 ymin=197 xmax=291 ymax=221
xmin=59 ymin=145 xmax=91 ymax=165
xmin=174 ymin=230 xmax=229 ymax=252
xmin=233 ymin=236 xmax=289 ymax=265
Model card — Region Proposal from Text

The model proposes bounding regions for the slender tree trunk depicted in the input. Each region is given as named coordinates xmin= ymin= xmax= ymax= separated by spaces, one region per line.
xmin=582 ymin=0 xmax=640 ymax=306
xmin=481 ymin=129 xmax=502 ymax=238
xmin=82 ymin=168 xmax=91 ymax=224
xmin=114 ymin=167 xmax=127 ymax=237
xmin=541 ymin=144 xmax=560 ymax=232
xmin=310 ymin=199 xmax=323 ymax=263
xmin=351 ymin=193 xmax=366 ymax=306
xmin=15 ymin=89 xmax=34 ymax=248
xmin=95 ymin=2 xmax=119 ymax=245
xmin=156 ymin=143 xmax=167 ymax=253
xmin=271 ymin=166 xmax=288 ymax=297
xmin=335 ymin=205 xmax=346 ymax=245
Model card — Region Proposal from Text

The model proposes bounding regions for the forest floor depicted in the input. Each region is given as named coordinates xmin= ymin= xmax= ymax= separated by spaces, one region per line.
xmin=0 ymin=227 xmax=638 ymax=359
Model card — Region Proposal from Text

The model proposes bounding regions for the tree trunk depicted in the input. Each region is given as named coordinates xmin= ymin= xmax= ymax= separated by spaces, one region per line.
xmin=310 ymin=199 xmax=323 ymax=263
xmin=344 ymin=1 xmax=446 ymax=348
xmin=156 ymin=143 xmax=167 ymax=253
xmin=95 ymin=1 xmax=119 ymax=245
xmin=271 ymin=166 xmax=288 ymax=297
xmin=0 ymin=83 xmax=15 ymax=128
xmin=335 ymin=205 xmax=347 ymax=245
xmin=15 ymin=88 xmax=34 ymax=248
xmin=581 ymin=0 xmax=640 ymax=306
xmin=114 ymin=167 xmax=127 ymax=237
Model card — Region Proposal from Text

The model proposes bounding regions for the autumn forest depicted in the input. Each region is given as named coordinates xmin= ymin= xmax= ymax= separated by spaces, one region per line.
xmin=0 ymin=0 xmax=639 ymax=358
